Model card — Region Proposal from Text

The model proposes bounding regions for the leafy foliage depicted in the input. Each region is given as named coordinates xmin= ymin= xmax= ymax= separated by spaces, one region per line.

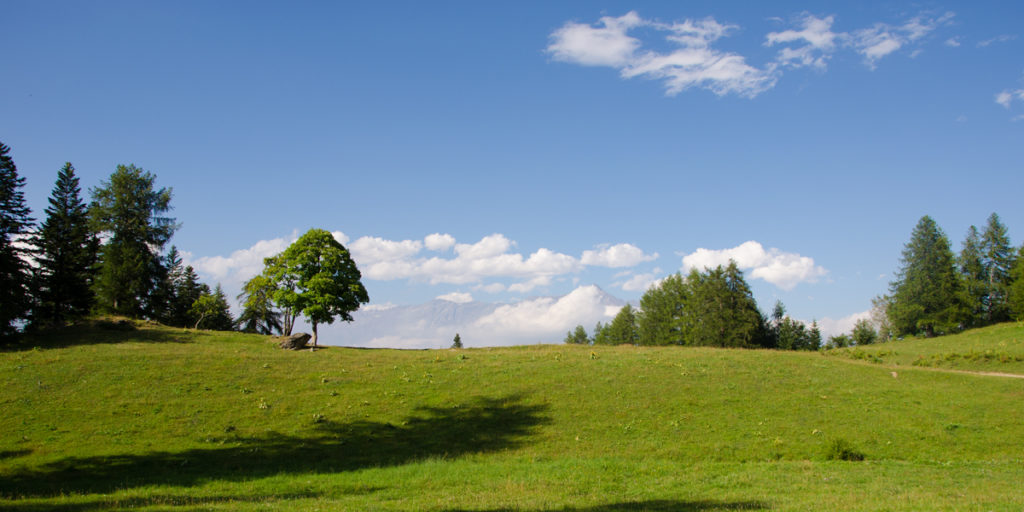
xmin=266 ymin=228 xmax=368 ymax=346
xmin=235 ymin=273 xmax=283 ymax=335
xmin=190 ymin=284 xmax=234 ymax=330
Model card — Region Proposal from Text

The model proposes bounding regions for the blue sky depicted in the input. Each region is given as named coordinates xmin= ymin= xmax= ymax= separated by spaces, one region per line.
xmin=4 ymin=1 xmax=1023 ymax=344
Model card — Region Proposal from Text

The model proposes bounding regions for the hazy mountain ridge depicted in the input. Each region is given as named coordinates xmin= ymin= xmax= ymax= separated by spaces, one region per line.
xmin=321 ymin=285 xmax=627 ymax=349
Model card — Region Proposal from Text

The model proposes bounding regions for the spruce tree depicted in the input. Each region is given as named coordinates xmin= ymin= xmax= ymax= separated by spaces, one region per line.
xmin=605 ymin=304 xmax=638 ymax=345
xmin=888 ymin=216 xmax=964 ymax=337
xmin=1008 ymin=245 xmax=1024 ymax=321
xmin=681 ymin=262 xmax=765 ymax=348
xmin=31 ymin=163 xmax=99 ymax=327
xmin=0 ymin=142 xmax=34 ymax=339
xmin=637 ymin=273 xmax=687 ymax=345
xmin=452 ymin=333 xmax=463 ymax=349
xmin=957 ymin=225 xmax=987 ymax=328
xmin=90 ymin=164 xmax=176 ymax=317
xmin=980 ymin=213 xmax=1014 ymax=323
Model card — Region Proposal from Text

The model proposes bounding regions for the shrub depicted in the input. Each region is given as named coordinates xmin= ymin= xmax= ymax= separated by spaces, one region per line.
xmin=825 ymin=438 xmax=865 ymax=461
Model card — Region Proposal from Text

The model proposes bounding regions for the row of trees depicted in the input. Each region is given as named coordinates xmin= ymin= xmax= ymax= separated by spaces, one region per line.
xmin=884 ymin=214 xmax=1024 ymax=339
xmin=0 ymin=141 xmax=233 ymax=339
xmin=565 ymin=262 xmax=822 ymax=350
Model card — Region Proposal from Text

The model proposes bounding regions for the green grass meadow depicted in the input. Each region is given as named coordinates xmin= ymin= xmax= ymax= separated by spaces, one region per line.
xmin=2 ymin=321 xmax=1024 ymax=510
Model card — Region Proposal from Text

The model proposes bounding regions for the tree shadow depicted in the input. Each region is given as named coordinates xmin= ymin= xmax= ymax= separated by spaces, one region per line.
xmin=0 ymin=394 xmax=549 ymax=498
xmin=3 ymin=320 xmax=204 ymax=352
xmin=445 ymin=501 xmax=770 ymax=511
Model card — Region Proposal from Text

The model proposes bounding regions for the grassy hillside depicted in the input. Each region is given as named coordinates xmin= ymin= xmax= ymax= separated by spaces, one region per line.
xmin=2 ymin=320 xmax=1023 ymax=511
xmin=826 ymin=322 xmax=1024 ymax=374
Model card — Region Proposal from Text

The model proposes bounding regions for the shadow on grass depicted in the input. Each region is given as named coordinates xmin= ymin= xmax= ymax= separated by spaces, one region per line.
xmin=445 ymin=501 xmax=770 ymax=511
xmin=3 ymin=320 xmax=204 ymax=352
xmin=0 ymin=394 xmax=549 ymax=498
xmin=0 ymin=491 xmax=357 ymax=512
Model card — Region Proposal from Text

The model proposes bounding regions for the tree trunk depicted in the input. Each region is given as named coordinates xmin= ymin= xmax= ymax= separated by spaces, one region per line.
xmin=311 ymin=322 xmax=318 ymax=348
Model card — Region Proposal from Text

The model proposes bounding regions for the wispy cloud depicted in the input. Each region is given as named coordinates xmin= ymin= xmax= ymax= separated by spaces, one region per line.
xmin=549 ymin=10 xmax=954 ymax=96
xmin=996 ymin=88 xmax=1024 ymax=108
xmin=548 ymin=12 xmax=777 ymax=98
xmin=977 ymin=34 xmax=1017 ymax=47
xmin=680 ymin=241 xmax=827 ymax=290
xmin=766 ymin=14 xmax=838 ymax=69
xmin=850 ymin=12 xmax=954 ymax=69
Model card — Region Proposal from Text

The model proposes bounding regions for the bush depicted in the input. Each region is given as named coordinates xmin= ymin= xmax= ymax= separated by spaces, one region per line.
xmin=825 ymin=438 xmax=865 ymax=461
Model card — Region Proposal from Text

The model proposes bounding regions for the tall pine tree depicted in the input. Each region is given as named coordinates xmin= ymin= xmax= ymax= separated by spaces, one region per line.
xmin=888 ymin=216 xmax=963 ymax=337
xmin=30 ymin=163 xmax=99 ymax=328
xmin=958 ymin=225 xmax=987 ymax=328
xmin=980 ymin=213 xmax=1014 ymax=323
xmin=90 ymin=164 xmax=176 ymax=317
xmin=0 ymin=142 xmax=34 ymax=339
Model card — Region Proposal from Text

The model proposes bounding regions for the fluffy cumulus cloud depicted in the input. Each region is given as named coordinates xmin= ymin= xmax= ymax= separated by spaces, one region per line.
xmin=581 ymin=243 xmax=658 ymax=268
xmin=189 ymin=230 xmax=658 ymax=297
xmin=815 ymin=310 xmax=871 ymax=338
xmin=681 ymin=241 xmax=827 ymax=290
xmin=549 ymin=10 xmax=955 ymax=96
xmin=472 ymin=286 xmax=621 ymax=340
xmin=548 ymin=12 xmax=777 ymax=97
xmin=617 ymin=271 xmax=662 ymax=292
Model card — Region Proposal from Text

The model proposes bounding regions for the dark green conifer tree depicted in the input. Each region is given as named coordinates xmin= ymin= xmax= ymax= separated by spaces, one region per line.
xmin=90 ymin=164 xmax=176 ymax=317
xmin=30 ymin=163 xmax=99 ymax=328
xmin=605 ymin=304 xmax=638 ymax=345
xmin=888 ymin=216 xmax=964 ymax=337
xmin=0 ymin=142 xmax=34 ymax=339
xmin=980 ymin=213 xmax=1014 ymax=323
xmin=958 ymin=225 xmax=986 ymax=327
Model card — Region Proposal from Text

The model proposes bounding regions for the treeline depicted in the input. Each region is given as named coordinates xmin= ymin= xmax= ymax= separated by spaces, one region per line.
xmin=567 ymin=213 xmax=1024 ymax=350
xmin=565 ymin=262 xmax=823 ymax=350
xmin=0 ymin=141 xmax=233 ymax=340
xmin=882 ymin=214 xmax=1024 ymax=339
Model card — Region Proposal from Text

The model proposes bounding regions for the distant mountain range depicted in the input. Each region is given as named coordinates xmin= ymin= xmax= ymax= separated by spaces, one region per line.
xmin=316 ymin=285 xmax=627 ymax=349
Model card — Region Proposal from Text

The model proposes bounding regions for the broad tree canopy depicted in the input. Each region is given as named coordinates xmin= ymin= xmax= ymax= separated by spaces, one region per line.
xmin=269 ymin=228 xmax=369 ymax=346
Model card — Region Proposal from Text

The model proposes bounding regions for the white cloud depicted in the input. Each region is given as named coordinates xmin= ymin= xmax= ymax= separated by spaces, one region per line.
xmin=436 ymin=292 xmax=473 ymax=304
xmin=996 ymin=89 xmax=1024 ymax=108
xmin=349 ymin=236 xmax=422 ymax=263
xmin=189 ymin=233 xmax=297 ymax=283
xmin=680 ymin=241 xmax=827 ymax=290
xmin=850 ymin=12 xmax=954 ymax=68
xmin=475 ymin=282 xmax=507 ymax=294
xmin=944 ymin=37 xmax=960 ymax=47
xmin=618 ymin=272 xmax=662 ymax=292
xmin=547 ymin=11 xmax=645 ymax=67
xmin=766 ymin=14 xmax=838 ymax=69
xmin=424 ymin=233 xmax=456 ymax=251
xmin=363 ymin=302 xmax=397 ymax=312
xmin=473 ymin=286 xmax=619 ymax=339
xmin=548 ymin=12 xmax=777 ymax=98
xmin=581 ymin=243 xmax=658 ymax=267
xmin=814 ymin=310 xmax=870 ymax=338
xmin=508 ymin=276 xmax=553 ymax=294
xmin=977 ymin=34 xmax=1016 ymax=48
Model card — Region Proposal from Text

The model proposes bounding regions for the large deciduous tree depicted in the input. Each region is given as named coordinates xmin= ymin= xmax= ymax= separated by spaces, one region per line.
xmin=888 ymin=216 xmax=963 ymax=337
xmin=0 ymin=142 xmax=34 ymax=339
xmin=268 ymin=228 xmax=368 ymax=347
xmin=30 ymin=163 xmax=99 ymax=328
xmin=235 ymin=273 xmax=283 ymax=335
xmin=90 ymin=164 xmax=176 ymax=317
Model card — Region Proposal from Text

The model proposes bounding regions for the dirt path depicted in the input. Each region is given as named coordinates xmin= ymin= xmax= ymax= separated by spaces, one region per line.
xmin=829 ymin=356 xmax=1024 ymax=379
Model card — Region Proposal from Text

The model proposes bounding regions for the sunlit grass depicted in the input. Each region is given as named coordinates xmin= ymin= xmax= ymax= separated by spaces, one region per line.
xmin=2 ymin=320 xmax=1023 ymax=510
